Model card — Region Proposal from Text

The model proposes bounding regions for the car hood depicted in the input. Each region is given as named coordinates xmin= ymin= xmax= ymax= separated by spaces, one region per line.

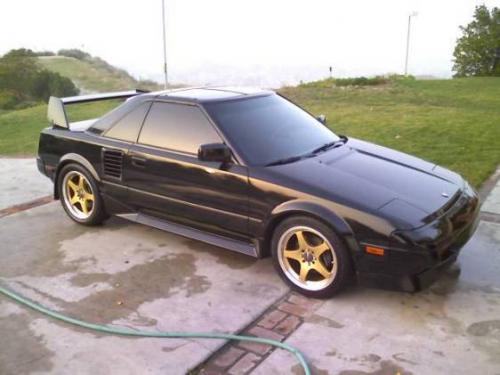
xmin=263 ymin=138 xmax=464 ymax=229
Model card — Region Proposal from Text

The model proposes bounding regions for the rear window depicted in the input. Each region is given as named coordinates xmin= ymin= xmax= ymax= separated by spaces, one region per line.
xmin=104 ymin=102 xmax=151 ymax=142
xmin=89 ymin=96 xmax=145 ymax=134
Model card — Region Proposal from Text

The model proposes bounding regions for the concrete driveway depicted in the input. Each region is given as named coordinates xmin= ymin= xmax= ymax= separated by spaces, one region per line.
xmin=0 ymin=202 xmax=288 ymax=374
xmin=1 ymin=160 xmax=500 ymax=375
xmin=252 ymin=220 xmax=500 ymax=375
xmin=0 ymin=158 xmax=52 ymax=211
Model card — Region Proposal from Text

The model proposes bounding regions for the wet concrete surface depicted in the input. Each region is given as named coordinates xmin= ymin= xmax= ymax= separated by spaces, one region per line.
xmin=1 ymin=159 xmax=500 ymax=374
xmin=253 ymin=221 xmax=500 ymax=375
xmin=0 ymin=202 xmax=288 ymax=374
xmin=0 ymin=158 xmax=52 ymax=210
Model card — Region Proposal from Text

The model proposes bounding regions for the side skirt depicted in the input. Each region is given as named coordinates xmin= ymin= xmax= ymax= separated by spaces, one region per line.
xmin=117 ymin=212 xmax=259 ymax=258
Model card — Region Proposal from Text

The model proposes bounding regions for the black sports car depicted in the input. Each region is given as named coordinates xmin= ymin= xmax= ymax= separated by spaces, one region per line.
xmin=37 ymin=87 xmax=480 ymax=297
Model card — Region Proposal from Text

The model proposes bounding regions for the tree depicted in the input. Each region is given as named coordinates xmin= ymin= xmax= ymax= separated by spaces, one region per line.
xmin=0 ymin=52 xmax=39 ymax=96
xmin=0 ymin=49 xmax=79 ymax=108
xmin=32 ymin=70 xmax=78 ymax=101
xmin=452 ymin=5 xmax=500 ymax=77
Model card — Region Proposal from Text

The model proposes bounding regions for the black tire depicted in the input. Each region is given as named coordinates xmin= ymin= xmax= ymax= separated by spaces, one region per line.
xmin=58 ymin=163 xmax=108 ymax=226
xmin=271 ymin=215 xmax=353 ymax=298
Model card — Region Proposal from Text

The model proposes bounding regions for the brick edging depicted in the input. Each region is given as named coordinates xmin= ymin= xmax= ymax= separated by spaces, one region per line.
xmin=0 ymin=195 xmax=53 ymax=218
xmin=480 ymin=212 xmax=500 ymax=224
xmin=195 ymin=292 xmax=324 ymax=375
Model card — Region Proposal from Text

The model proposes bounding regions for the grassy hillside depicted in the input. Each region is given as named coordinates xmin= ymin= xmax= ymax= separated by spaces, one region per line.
xmin=1 ymin=77 xmax=499 ymax=187
xmin=0 ymin=54 xmax=161 ymax=155
xmin=38 ymin=56 xmax=161 ymax=93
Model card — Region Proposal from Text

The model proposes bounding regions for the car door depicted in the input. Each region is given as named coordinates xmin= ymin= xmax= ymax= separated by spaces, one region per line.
xmin=97 ymin=99 xmax=153 ymax=212
xmin=123 ymin=100 xmax=250 ymax=240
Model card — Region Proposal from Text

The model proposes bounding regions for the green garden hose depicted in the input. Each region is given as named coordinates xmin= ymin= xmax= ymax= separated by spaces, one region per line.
xmin=0 ymin=284 xmax=310 ymax=375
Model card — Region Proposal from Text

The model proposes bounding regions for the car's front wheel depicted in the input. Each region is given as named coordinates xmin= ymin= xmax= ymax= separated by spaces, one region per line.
xmin=271 ymin=216 xmax=353 ymax=298
xmin=58 ymin=163 xmax=107 ymax=226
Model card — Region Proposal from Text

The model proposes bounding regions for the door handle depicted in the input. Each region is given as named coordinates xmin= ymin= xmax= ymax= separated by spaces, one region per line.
xmin=131 ymin=156 xmax=146 ymax=168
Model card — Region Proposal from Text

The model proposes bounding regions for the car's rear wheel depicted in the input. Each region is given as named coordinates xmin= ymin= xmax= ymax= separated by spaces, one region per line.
xmin=271 ymin=216 xmax=352 ymax=298
xmin=58 ymin=163 xmax=107 ymax=225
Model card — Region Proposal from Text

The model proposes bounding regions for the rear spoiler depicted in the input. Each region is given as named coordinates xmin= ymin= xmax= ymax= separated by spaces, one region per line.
xmin=47 ymin=89 xmax=149 ymax=128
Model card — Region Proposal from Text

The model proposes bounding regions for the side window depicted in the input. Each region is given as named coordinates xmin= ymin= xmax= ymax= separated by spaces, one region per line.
xmin=104 ymin=102 xmax=151 ymax=142
xmin=138 ymin=102 xmax=221 ymax=154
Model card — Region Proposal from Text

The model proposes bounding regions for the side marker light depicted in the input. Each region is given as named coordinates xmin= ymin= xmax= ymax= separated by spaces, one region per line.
xmin=366 ymin=246 xmax=385 ymax=256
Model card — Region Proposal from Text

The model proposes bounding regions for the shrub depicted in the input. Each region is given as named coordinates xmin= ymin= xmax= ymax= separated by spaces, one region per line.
xmin=333 ymin=76 xmax=389 ymax=87
xmin=299 ymin=75 xmax=391 ymax=89
xmin=34 ymin=51 xmax=56 ymax=57
xmin=387 ymin=74 xmax=415 ymax=82
xmin=0 ymin=91 xmax=21 ymax=109
xmin=57 ymin=49 xmax=91 ymax=60
xmin=2 ymin=48 xmax=37 ymax=58
xmin=137 ymin=79 xmax=160 ymax=90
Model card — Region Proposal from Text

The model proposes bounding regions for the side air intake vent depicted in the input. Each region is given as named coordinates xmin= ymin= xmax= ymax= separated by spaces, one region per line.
xmin=102 ymin=149 xmax=123 ymax=179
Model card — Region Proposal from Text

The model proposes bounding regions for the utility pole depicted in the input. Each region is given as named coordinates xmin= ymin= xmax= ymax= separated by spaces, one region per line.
xmin=161 ymin=0 xmax=168 ymax=89
xmin=404 ymin=12 xmax=417 ymax=76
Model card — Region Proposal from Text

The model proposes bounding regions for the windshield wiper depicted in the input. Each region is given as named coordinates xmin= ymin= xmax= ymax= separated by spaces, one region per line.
xmin=310 ymin=136 xmax=347 ymax=155
xmin=265 ymin=155 xmax=305 ymax=167
xmin=265 ymin=136 xmax=348 ymax=167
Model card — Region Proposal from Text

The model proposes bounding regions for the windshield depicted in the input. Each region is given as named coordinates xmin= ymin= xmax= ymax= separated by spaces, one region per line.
xmin=204 ymin=94 xmax=339 ymax=166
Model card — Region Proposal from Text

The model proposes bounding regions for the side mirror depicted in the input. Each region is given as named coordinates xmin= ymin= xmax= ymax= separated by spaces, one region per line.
xmin=198 ymin=143 xmax=232 ymax=163
xmin=316 ymin=114 xmax=327 ymax=125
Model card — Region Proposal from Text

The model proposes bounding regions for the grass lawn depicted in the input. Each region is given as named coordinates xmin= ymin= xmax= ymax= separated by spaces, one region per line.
xmin=0 ymin=100 xmax=120 ymax=156
xmin=0 ymin=77 xmax=499 ymax=187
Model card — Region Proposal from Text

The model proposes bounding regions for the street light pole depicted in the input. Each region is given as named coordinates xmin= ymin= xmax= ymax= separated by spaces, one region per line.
xmin=404 ymin=12 xmax=417 ymax=76
xmin=161 ymin=0 xmax=168 ymax=89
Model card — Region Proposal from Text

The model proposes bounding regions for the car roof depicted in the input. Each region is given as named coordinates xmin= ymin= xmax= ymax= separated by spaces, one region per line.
xmin=88 ymin=87 xmax=273 ymax=134
xmin=152 ymin=87 xmax=273 ymax=103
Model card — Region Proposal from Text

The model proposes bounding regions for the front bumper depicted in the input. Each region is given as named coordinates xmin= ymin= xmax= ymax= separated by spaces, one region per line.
xmin=357 ymin=182 xmax=480 ymax=292
xmin=357 ymin=250 xmax=460 ymax=292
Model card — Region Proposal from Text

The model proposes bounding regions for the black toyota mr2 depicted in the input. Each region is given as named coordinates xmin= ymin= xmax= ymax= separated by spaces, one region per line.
xmin=37 ymin=87 xmax=480 ymax=297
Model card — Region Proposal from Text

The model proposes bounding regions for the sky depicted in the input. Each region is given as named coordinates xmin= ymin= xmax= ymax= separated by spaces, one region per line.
xmin=1 ymin=0 xmax=499 ymax=87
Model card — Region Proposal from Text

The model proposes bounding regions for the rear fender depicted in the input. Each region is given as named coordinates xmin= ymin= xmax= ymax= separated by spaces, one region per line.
xmin=53 ymin=153 xmax=100 ymax=199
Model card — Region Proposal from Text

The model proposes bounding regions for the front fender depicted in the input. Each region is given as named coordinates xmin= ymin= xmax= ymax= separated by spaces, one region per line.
xmin=258 ymin=199 xmax=360 ymax=258
xmin=268 ymin=199 xmax=354 ymax=236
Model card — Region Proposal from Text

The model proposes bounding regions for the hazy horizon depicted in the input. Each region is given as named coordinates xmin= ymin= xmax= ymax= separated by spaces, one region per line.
xmin=2 ymin=0 xmax=499 ymax=87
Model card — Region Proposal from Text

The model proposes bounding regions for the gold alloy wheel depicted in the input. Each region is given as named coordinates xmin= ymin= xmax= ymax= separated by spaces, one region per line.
xmin=62 ymin=171 xmax=95 ymax=220
xmin=277 ymin=226 xmax=338 ymax=291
